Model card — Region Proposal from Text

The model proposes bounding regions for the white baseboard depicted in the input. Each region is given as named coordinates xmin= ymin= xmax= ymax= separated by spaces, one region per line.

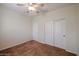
xmin=0 ymin=40 xmax=31 ymax=51
xmin=65 ymin=49 xmax=78 ymax=55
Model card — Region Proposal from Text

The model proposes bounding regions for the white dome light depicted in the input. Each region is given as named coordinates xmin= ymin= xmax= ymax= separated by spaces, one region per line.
xmin=28 ymin=6 xmax=36 ymax=11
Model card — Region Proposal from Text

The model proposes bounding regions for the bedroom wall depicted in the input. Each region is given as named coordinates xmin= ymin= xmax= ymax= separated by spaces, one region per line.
xmin=76 ymin=4 xmax=79 ymax=55
xmin=32 ymin=5 xmax=78 ymax=55
xmin=0 ymin=5 xmax=32 ymax=50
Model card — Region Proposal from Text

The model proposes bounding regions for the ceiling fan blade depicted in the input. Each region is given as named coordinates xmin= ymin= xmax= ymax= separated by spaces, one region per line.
xmin=16 ymin=3 xmax=26 ymax=6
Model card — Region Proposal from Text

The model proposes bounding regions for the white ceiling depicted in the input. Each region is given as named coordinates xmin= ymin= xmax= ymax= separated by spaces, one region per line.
xmin=0 ymin=3 xmax=76 ymax=15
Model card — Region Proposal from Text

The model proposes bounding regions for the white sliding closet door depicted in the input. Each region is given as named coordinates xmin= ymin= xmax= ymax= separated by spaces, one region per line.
xmin=44 ymin=21 xmax=54 ymax=45
xmin=33 ymin=22 xmax=45 ymax=43
xmin=33 ymin=22 xmax=38 ymax=40
xmin=33 ymin=20 xmax=66 ymax=50
xmin=54 ymin=19 xmax=66 ymax=49
xmin=38 ymin=23 xmax=45 ymax=42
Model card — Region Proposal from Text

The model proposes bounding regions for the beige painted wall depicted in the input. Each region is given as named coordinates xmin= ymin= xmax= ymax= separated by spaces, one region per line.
xmin=0 ymin=6 xmax=32 ymax=50
xmin=76 ymin=4 xmax=79 ymax=55
xmin=32 ymin=5 xmax=78 ymax=55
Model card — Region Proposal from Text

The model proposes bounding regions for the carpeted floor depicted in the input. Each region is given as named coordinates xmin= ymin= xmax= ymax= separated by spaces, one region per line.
xmin=0 ymin=40 xmax=76 ymax=56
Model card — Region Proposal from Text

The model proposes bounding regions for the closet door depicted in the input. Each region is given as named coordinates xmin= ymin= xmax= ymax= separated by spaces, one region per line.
xmin=54 ymin=19 xmax=66 ymax=49
xmin=33 ymin=22 xmax=45 ymax=43
xmin=38 ymin=23 xmax=45 ymax=42
xmin=33 ymin=22 xmax=38 ymax=40
xmin=45 ymin=21 xmax=54 ymax=45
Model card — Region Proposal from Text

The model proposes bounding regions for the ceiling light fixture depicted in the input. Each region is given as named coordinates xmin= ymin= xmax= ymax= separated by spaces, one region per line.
xmin=17 ymin=3 xmax=46 ymax=14
xmin=28 ymin=6 xmax=36 ymax=11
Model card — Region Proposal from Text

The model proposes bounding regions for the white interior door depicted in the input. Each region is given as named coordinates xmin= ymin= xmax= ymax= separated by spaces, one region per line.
xmin=38 ymin=23 xmax=45 ymax=42
xmin=33 ymin=22 xmax=38 ymax=40
xmin=54 ymin=19 xmax=66 ymax=49
xmin=45 ymin=21 xmax=54 ymax=45
xmin=33 ymin=19 xmax=66 ymax=50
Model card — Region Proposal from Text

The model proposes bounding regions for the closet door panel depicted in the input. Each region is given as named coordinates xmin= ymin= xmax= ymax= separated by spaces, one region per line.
xmin=38 ymin=23 xmax=45 ymax=42
xmin=45 ymin=21 xmax=54 ymax=45
xmin=33 ymin=22 xmax=38 ymax=40
xmin=54 ymin=19 xmax=66 ymax=49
